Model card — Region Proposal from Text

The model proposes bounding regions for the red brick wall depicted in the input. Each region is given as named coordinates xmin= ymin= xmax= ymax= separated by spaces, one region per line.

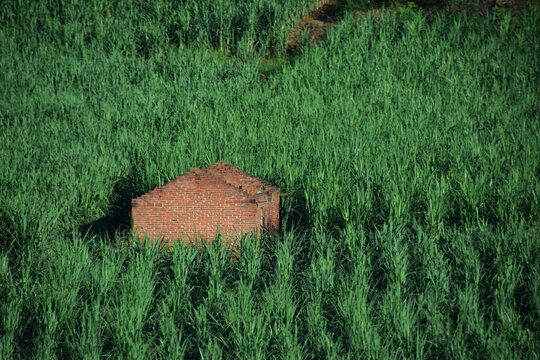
xmin=131 ymin=163 xmax=280 ymax=248
xmin=266 ymin=189 xmax=280 ymax=233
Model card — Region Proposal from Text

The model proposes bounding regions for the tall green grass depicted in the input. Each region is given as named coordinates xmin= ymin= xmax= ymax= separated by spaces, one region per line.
xmin=0 ymin=0 xmax=322 ymax=60
xmin=1 ymin=1 xmax=538 ymax=358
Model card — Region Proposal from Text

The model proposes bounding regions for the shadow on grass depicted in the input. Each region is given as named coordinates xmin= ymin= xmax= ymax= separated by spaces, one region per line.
xmin=79 ymin=206 xmax=131 ymax=246
xmin=78 ymin=176 xmax=137 ymax=247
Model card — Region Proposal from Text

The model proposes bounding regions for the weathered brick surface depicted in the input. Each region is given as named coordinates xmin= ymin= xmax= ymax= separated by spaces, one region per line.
xmin=131 ymin=161 xmax=280 ymax=247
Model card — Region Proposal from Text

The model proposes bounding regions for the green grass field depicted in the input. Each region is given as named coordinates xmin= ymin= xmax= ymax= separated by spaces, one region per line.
xmin=1 ymin=0 xmax=538 ymax=358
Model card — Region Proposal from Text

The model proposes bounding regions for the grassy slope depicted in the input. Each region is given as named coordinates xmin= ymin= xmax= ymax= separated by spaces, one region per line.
xmin=0 ymin=1 xmax=538 ymax=358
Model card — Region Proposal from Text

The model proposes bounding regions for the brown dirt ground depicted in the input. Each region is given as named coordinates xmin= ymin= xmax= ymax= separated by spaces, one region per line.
xmin=286 ymin=1 xmax=340 ymax=56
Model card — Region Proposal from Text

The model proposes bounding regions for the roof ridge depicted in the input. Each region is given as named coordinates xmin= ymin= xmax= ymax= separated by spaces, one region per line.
xmin=200 ymin=165 xmax=254 ymax=198
xmin=204 ymin=162 xmax=276 ymax=195
xmin=133 ymin=162 xmax=278 ymax=202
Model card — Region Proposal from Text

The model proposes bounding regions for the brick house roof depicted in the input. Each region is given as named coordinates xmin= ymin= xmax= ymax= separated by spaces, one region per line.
xmin=131 ymin=161 xmax=280 ymax=246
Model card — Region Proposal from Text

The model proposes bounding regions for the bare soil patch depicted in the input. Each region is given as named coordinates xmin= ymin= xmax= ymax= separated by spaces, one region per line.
xmin=286 ymin=1 xmax=341 ymax=56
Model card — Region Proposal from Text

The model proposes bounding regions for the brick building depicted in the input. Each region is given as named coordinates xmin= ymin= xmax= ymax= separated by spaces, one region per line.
xmin=131 ymin=161 xmax=280 ymax=247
